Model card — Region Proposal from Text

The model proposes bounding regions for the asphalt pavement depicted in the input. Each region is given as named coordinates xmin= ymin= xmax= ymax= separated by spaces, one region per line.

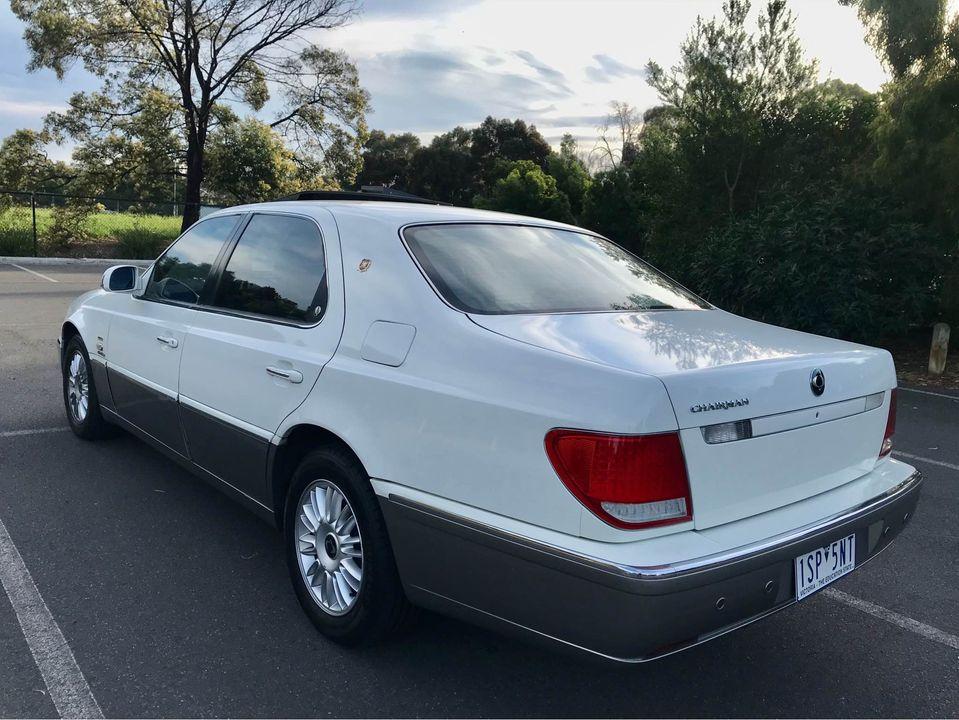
xmin=0 ymin=261 xmax=956 ymax=718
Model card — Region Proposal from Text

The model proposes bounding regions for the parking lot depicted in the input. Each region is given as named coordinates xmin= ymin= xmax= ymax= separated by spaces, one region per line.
xmin=0 ymin=260 xmax=956 ymax=718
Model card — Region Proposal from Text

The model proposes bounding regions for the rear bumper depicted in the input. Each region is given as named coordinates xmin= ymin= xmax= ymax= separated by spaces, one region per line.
xmin=380 ymin=469 xmax=922 ymax=662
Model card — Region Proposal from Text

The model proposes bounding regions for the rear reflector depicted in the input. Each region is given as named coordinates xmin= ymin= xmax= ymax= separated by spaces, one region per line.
xmin=544 ymin=429 xmax=693 ymax=529
xmin=879 ymin=389 xmax=897 ymax=458
xmin=702 ymin=419 xmax=753 ymax=444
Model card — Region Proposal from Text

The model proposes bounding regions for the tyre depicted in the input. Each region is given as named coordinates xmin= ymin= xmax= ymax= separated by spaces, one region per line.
xmin=284 ymin=446 xmax=412 ymax=645
xmin=62 ymin=335 xmax=114 ymax=440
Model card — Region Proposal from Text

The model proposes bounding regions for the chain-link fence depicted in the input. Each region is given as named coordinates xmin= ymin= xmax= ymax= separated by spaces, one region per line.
xmin=0 ymin=190 xmax=222 ymax=259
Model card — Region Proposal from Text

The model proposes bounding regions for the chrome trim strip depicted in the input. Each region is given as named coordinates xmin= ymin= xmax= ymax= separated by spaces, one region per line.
xmin=700 ymin=392 xmax=886 ymax=444
xmin=177 ymin=394 xmax=275 ymax=442
xmin=389 ymin=469 xmax=922 ymax=581
xmin=106 ymin=363 xmax=177 ymax=400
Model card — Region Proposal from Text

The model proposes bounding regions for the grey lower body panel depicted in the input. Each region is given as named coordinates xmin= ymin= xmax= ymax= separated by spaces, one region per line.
xmin=88 ymin=359 xmax=115 ymax=412
xmin=100 ymin=404 xmax=275 ymax=525
xmin=380 ymin=472 xmax=922 ymax=662
xmin=106 ymin=368 xmax=189 ymax=457
xmin=178 ymin=403 xmax=270 ymax=504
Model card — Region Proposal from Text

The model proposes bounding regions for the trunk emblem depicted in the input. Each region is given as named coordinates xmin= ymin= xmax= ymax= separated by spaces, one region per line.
xmin=690 ymin=398 xmax=749 ymax=413
xmin=810 ymin=368 xmax=826 ymax=396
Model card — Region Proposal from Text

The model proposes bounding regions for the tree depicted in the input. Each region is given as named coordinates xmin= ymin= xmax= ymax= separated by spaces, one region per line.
xmin=840 ymin=0 xmax=947 ymax=77
xmin=646 ymin=0 xmax=817 ymax=217
xmin=546 ymin=134 xmax=591 ymax=220
xmin=12 ymin=0 xmax=368 ymax=229
xmin=356 ymin=130 xmax=422 ymax=189
xmin=408 ymin=127 xmax=476 ymax=204
xmin=48 ymin=88 xmax=185 ymax=203
xmin=470 ymin=117 xmax=552 ymax=192
xmin=0 ymin=130 xmax=72 ymax=195
xmin=581 ymin=165 xmax=645 ymax=253
xmin=205 ymin=119 xmax=302 ymax=204
xmin=592 ymin=101 xmax=641 ymax=169
xmin=474 ymin=160 xmax=574 ymax=224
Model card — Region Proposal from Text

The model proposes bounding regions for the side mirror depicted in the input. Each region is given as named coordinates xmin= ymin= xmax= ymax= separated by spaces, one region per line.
xmin=101 ymin=265 xmax=138 ymax=292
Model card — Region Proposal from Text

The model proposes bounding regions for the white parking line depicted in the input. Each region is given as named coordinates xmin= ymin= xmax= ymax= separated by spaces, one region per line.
xmin=4 ymin=263 xmax=59 ymax=283
xmin=0 ymin=515 xmax=103 ymax=719
xmin=0 ymin=427 xmax=70 ymax=439
xmin=824 ymin=588 xmax=959 ymax=651
xmin=893 ymin=450 xmax=959 ymax=472
xmin=899 ymin=387 xmax=959 ymax=401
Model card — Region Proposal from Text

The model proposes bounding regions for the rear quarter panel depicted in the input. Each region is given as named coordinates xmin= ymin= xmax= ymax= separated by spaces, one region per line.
xmin=277 ymin=215 xmax=681 ymax=538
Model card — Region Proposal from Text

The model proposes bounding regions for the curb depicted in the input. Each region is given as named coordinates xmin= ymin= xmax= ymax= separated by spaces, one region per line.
xmin=1 ymin=256 xmax=152 ymax=266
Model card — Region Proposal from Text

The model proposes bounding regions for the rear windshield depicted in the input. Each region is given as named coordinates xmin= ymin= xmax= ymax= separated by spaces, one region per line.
xmin=404 ymin=223 xmax=708 ymax=315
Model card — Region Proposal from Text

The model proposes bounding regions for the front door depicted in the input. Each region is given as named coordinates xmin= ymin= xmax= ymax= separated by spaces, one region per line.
xmin=177 ymin=211 xmax=344 ymax=502
xmin=106 ymin=214 xmax=241 ymax=456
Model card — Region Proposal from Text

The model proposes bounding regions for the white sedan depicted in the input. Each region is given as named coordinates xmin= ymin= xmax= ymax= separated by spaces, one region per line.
xmin=59 ymin=191 xmax=921 ymax=662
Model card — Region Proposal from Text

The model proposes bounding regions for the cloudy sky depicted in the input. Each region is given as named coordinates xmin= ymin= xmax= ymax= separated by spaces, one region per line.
xmin=0 ymin=0 xmax=898 ymax=160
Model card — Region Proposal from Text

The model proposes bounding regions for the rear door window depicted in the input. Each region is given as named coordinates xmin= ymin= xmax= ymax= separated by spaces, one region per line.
xmin=211 ymin=214 xmax=327 ymax=324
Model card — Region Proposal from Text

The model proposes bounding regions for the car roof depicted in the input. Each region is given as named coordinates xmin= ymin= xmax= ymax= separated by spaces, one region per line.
xmin=206 ymin=200 xmax=586 ymax=234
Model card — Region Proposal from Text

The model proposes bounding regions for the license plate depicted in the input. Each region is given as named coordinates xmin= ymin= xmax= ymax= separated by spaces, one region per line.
xmin=794 ymin=533 xmax=856 ymax=601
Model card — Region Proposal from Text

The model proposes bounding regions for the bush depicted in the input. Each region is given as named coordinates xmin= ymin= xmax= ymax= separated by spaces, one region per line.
xmin=42 ymin=204 xmax=94 ymax=253
xmin=0 ymin=208 xmax=36 ymax=255
xmin=677 ymin=185 xmax=941 ymax=342
xmin=114 ymin=221 xmax=177 ymax=258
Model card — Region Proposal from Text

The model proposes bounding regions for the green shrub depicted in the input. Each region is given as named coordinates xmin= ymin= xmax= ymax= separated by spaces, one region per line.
xmin=0 ymin=209 xmax=36 ymax=255
xmin=42 ymin=204 xmax=95 ymax=253
xmin=0 ymin=206 xmax=180 ymax=257
xmin=677 ymin=185 xmax=941 ymax=342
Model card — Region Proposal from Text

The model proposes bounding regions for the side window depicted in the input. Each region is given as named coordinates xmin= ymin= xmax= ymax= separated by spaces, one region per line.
xmin=143 ymin=215 xmax=239 ymax=305
xmin=211 ymin=214 xmax=327 ymax=324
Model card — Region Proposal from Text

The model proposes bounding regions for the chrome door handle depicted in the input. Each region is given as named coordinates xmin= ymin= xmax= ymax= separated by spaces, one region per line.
xmin=156 ymin=336 xmax=179 ymax=348
xmin=266 ymin=366 xmax=303 ymax=384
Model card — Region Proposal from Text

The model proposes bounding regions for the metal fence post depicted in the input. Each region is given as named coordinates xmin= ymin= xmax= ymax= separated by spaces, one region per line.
xmin=31 ymin=193 xmax=38 ymax=257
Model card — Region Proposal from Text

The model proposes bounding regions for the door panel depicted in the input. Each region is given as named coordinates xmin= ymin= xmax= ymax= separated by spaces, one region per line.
xmin=106 ymin=297 xmax=193 ymax=455
xmin=105 ymin=214 xmax=242 ymax=456
xmin=178 ymin=211 xmax=344 ymax=502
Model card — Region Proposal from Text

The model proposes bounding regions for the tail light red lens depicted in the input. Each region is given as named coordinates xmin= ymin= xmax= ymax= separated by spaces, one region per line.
xmin=544 ymin=429 xmax=693 ymax=529
xmin=879 ymin=389 xmax=897 ymax=458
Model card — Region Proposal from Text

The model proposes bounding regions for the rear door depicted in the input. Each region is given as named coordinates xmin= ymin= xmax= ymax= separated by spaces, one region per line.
xmin=177 ymin=211 xmax=344 ymax=503
xmin=106 ymin=214 xmax=241 ymax=456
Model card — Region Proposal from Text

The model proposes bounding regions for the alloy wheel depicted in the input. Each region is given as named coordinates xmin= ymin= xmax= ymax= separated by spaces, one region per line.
xmin=294 ymin=480 xmax=364 ymax=615
xmin=66 ymin=351 xmax=89 ymax=424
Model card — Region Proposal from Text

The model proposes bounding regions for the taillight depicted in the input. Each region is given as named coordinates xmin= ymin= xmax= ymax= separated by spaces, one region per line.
xmin=544 ymin=429 xmax=693 ymax=529
xmin=879 ymin=389 xmax=897 ymax=458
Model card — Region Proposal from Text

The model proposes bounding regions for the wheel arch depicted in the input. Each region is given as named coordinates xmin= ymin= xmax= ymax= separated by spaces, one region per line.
xmin=60 ymin=320 xmax=81 ymax=365
xmin=269 ymin=423 xmax=370 ymax=530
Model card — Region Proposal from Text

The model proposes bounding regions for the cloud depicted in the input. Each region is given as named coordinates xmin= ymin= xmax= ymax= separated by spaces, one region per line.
xmin=358 ymin=0 xmax=482 ymax=18
xmin=512 ymin=50 xmax=571 ymax=93
xmin=0 ymin=98 xmax=63 ymax=116
xmin=357 ymin=47 xmax=575 ymax=131
xmin=585 ymin=53 xmax=646 ymax=83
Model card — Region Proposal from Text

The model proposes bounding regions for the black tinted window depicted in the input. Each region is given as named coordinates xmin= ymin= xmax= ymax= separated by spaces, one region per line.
xmin=144 ymin=216 xmax=238 ymax=305
xmin=405 ymin=224 xmax=707 ymax=314
xmin=213 ymin=214 xmax=326 ymax=323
